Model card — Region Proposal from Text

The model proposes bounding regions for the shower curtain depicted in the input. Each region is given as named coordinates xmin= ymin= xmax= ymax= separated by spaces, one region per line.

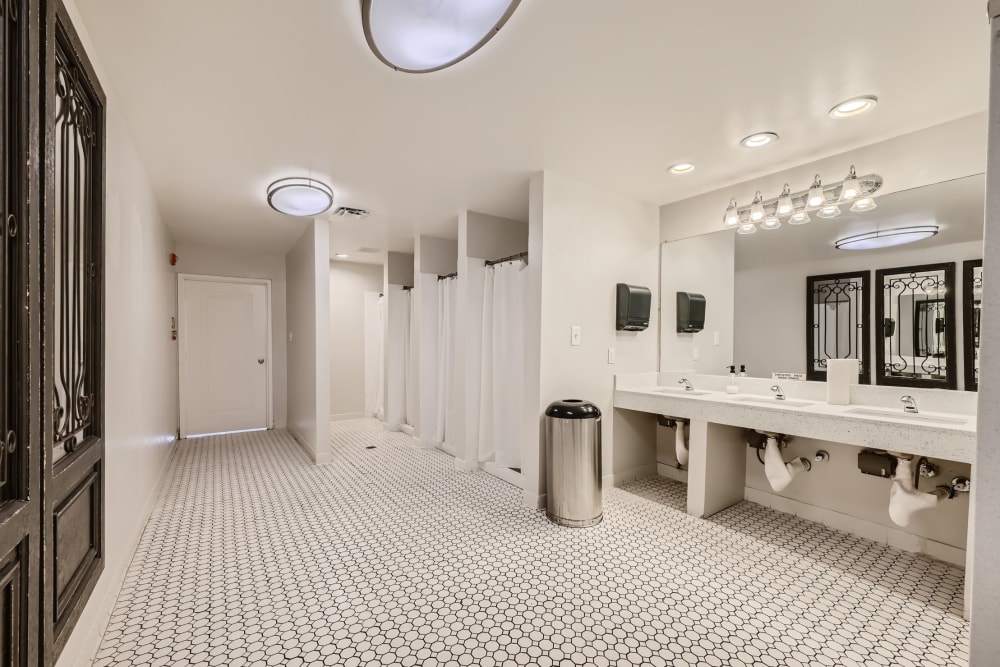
xmin=363 ymin=292 xmax=382 ymax=418
xmin=385 ymin=287 xmax=409 ymax=428
xmin=374 ymin=293 xmax=385 ymax=420
xmin=434 ymin=277 xmax=459 ymax=451
xmin=478 ymin=259 xmax=526 ymax=469
xmin=403 ymin=289 xmax=417 ymax=427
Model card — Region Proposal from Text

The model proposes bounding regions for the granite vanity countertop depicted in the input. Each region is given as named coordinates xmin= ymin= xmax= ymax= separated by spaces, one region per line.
xmin=614 ymin=386 xmax=977 ymax=464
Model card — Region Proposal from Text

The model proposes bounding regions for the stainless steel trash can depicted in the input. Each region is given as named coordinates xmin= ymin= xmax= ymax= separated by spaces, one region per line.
xmin=545 ymin=400 xmax=602 ymax=527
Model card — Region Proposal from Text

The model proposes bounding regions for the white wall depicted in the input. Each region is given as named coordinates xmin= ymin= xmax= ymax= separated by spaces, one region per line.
xmin=285 ymin=221 xmax=331 ymax=463
xmin=329 ymin=261 xmax=383 ymax=419
xmin=417 ymin=235 xmax=459 ymax=275
xmin=660 ymin=113 xmax=987 ymax=242
xmin=660 ymin=234 xmax=735 ymax=374
xmin=735 ymin=240 xmax=983 ymax=385
xmin=466 ymin=211 xmax=529 ymax=259
xmin=57 ymin=3 xmax=179 ymax=666
xmin=173 ymin=242 xmax=288 ymax=428
xmin=532 ymin=172 xmax=661 ymax=501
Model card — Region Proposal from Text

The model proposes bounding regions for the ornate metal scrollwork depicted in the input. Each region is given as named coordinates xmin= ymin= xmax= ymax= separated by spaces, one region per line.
xmin=807 ymin=272 xmax=869 ymax=382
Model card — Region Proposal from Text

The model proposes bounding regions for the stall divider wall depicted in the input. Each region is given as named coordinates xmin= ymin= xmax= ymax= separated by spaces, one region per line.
xmin=383 ymin=251 xmax=414 ymax=431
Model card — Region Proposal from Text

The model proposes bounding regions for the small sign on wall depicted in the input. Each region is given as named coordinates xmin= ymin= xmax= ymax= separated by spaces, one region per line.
xmin=772 ymin=372 xmax=806 ymax=381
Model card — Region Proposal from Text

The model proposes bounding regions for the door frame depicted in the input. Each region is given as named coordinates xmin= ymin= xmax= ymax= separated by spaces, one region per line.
xmin=177 ymin=274 xmax=274 ymax=438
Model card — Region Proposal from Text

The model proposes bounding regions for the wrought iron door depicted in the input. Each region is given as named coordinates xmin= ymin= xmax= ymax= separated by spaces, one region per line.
xmin=0 ymin=0 xmax=42 ymax=664
xmin=40 ymin=0 xmax=105 ymax=662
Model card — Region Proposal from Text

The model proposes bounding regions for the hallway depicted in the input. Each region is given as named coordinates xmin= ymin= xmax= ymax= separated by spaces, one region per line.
xmin=92 ymin=421 xmax=969 ymax=667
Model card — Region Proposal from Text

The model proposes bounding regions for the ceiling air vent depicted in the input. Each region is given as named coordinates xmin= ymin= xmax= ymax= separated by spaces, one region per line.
xmin=333 ymin=206 xmax=371 ymax=218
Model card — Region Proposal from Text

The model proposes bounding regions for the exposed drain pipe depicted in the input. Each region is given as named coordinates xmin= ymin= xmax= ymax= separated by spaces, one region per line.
xmin=746 ymin=430 xmax=813 ymax=492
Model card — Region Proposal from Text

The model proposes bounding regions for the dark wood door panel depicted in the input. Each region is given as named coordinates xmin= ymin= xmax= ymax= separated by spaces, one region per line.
xmin=52 ymin=467 xmax=99 ymax=630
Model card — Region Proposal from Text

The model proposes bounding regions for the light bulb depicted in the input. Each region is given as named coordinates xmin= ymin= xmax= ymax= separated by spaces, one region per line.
xmin=851 ymin=196 xmax=878 ymax=213
xmin=788 ymin=211 xmax=811 ymax=225
xmin=776 ymin=184 xmax=794 ymax=216
xmin=807 ymin=176 xmax=825 ymax=208
xmin=817 ymin=205 xmax=842 ymax=219
xmin=724 ymin=198 xmax=740 ymax=227
xmin=737 ymin=223 xmax=758 ymax=235
xmin=749 ymin=192 xmax=765 ymax=222
xmin=761 ymin=217 xmax=781 ymax=231
xmin=839 ymin=166 xmax=860 ymax=201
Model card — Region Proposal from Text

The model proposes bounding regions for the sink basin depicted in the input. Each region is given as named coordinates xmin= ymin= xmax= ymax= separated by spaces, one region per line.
xmin=845 ymin=407 xmax=969 ymax=426
xmin=728 ymin=396 xmax=815 ymax=408
xmin=653 ymin=387 xmax=710 ymax=396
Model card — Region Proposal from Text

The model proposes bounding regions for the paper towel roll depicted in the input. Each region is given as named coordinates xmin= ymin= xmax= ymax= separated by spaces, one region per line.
xmin=826 ymin=358 xmax=859 ymax=405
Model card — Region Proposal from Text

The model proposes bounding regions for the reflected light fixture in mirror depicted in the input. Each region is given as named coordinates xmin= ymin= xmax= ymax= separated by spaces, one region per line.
xmin=740 ymin=132 xmax=779 ymax=148
xmin=829 ymin=95 xmax=878 ymax=119
xmin=835 ymin=225 xmax=939 ymax=250
xmin=361 ymin=0 xmax=522 ymax=73
xmin=267 ymin=177 xmax=334 ymax=216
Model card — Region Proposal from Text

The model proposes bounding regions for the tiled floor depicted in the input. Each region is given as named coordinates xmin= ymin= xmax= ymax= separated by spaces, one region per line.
xmin=93 ymin=420 xmax=969 ymax=667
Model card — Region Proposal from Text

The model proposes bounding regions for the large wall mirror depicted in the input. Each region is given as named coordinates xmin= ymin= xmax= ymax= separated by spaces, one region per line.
xmin=723 ymin=173 xmax=984 ymax=390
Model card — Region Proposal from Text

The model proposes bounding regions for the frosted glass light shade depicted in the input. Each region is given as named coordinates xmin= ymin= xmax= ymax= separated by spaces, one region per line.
xmin=851 ymin=196 xmax=878 ymax=212
xmin=817 ymin=205 xmax=842 ymax=219
xmin=836 ymin=226 xmax=939 ymax=250
xmin=267 ymin=178 xmax=334 ymax=217
xmin=736 ymin=223 xmax=758 ymax=235
xmin=761 ymin=217 xmax=781 ymax=231
xmin=362 ymin=0 xmax=521 ymax=73
xmin=788 ymin=211 xmax=811 ymax=225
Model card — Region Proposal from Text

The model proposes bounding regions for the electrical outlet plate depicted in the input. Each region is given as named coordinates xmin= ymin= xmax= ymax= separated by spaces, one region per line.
xmin=571 ymin=325 xmax=581 ymax=346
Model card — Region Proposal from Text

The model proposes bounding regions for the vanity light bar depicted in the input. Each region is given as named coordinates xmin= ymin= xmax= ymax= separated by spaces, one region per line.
xmin=723 ymin=167 xmax=883 ymax=230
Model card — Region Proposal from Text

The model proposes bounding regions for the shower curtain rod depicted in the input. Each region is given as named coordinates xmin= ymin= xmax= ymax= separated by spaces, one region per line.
xmin=401 ymin=285 xmax=414 ymax=291
xmin=437 ymin=272 xmax=458 ymax=281
xmin=485 ymin=251 xmax=528 ymax=267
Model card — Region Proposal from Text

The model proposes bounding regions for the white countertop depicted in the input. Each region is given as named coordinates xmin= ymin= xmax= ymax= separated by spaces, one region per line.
xmin=614 ymin=375 xmax=977 ymax=464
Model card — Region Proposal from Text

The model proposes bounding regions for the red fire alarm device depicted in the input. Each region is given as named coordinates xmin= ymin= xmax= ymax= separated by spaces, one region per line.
xmin=169 ymin=253 xmax=178 ymax=266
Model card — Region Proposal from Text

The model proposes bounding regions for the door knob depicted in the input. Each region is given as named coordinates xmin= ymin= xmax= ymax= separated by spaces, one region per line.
xmin=258 ymin=358 xmax=265 ymax=364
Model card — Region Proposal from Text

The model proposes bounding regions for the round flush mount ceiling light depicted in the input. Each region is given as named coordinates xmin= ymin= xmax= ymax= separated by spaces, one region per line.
xmin=740 ymin=132 xmax=779 ymax=148
xmin=361 ymin=0 xmax=522 ymax=73
xmin=669 ymin=163 xmax=695 ymax=174
xmin=334 ymin=253 xmax=350 ymax=259
xmin=829 ymin=95 xmax=878 ymax=119
xmin=267 ymin=178 xmax=334 ymax=217
xmin=836 ymin=225 xmax=939 ymax=251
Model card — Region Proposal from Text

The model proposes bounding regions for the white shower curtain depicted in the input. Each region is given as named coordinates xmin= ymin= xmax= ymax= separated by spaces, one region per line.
xmin=403 ymin=289 xmax=417 ymax=426
xmin=478 ymin=260 xmax=526 ymax=469
xmin=434 ymin=277 xmax=459 ymax=451
xmin=385 ymin=287 xmax=409 ymax=428
xmin=363 ymin=292 xmax=382 ymax=417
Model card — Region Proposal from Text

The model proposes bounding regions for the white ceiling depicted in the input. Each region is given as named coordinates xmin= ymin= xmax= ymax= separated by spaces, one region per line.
xmin=74 ymin=0 xmax=989 ymax=258
xmin=735 ymin=174 xmax=987 ymax=270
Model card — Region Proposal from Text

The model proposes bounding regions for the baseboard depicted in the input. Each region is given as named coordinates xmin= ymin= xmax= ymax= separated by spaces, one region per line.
xmin=454 ymin=458 xmax=478 ymax=473
xmin=287 ymin=426 xmax=327 ymax=464
xmin=657 ymin=462 xmax=689 ymax=484
xmin=744 ymin=487 xmax=966 ymax=568
xmin=55 ymin=435 xmax=180 ymax=667
xmin=330 ymin=412 xmax=364 ymax=422
xmin=415 ymin=438 xmax=439 ymax=450
xmin=604 ymin=462 xmax=658 ymax=489
xmin=522 ymin=490 xmax=546 ymax=510
xmin=400 ymin=424 xmax=415 ymax=437
xmin=481 ymin=461 xmax=524 ymax=489
xmin=383 ymin=422 xmax=401 ymax=432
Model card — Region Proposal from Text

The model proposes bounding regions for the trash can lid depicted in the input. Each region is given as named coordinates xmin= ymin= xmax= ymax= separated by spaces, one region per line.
xmin=545 ymin=400 xmax=601 ymax=419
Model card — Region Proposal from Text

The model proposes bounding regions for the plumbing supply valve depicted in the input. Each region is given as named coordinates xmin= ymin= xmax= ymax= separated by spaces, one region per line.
xmin=917 ymin=458 xmax=938 ymax=479
xmin=951 ymin=477 xmax=972 ymax=494
xmin=814 ymin=450 xmax=830 ymax=463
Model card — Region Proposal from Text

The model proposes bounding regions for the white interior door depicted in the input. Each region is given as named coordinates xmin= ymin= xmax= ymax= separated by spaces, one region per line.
xmin=179 ymin=275 xmax=272 ymax=437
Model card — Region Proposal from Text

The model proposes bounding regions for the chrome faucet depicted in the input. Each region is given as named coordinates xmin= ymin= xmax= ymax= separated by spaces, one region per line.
xmin=771 ymin=385 xmax=786 ymax=400
xmin=901 ymin=395 xmax=919 ymax=414
xmin=678 ymin=378 xmax=694 ymax=392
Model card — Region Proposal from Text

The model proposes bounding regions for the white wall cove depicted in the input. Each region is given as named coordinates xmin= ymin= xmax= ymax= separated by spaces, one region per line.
xmin=329 ymin=261 xmax=383 ymax=420
xmin=56 ymin=2 xmax=180 ymax=666
xmin=285 ymin=221 xmax=332 ymax=463
xmin=173 ymin=243 xmax=289 ymax=428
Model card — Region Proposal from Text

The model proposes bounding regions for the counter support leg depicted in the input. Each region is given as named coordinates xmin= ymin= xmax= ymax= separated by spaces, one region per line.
xmin=688 ymin=421 xmax=747 ymax=518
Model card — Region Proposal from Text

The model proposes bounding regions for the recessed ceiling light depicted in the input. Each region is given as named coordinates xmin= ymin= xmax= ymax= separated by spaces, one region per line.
xmin=836 ymin=225 xmax=939 ymax=251
xmin=267 ymin=177 xmax=334 ymax=217
xmin=740 ymin=132 xmax=779 ymax=148
xmin=361 ymin=0 xmax=522 ymax=73
xmin=829 ymin=95 xmax=878 ymax=119
xmin=669 ymin=163 xmax=695 ymax=174
xmin=334 ymin=253 xmax=349 ymax=259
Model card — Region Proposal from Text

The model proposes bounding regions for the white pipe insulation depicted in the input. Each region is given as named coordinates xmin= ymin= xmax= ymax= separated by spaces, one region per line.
xmin=888 ymin=457 xmax=951 ymax=527
xmin=763 ymin=435 xmax=810 ymax=492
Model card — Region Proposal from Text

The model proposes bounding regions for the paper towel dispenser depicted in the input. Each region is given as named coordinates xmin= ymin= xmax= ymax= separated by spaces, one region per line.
xmin=616 ymin=283 xmax=651 ymax=331
xmin=676 ymin=292 xmax=706 ymax=333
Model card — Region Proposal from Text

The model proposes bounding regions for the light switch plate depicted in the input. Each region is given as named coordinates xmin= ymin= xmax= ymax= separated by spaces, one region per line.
xmin=571 ymin=325 xmax=581 ymax=346
xmin=713 ymin=331 xmax=720 ymax=346
xmin=607 ymin=348 xmax=616 ymax=364
xmin=692 ymin=347 xmax=700 ymax=361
